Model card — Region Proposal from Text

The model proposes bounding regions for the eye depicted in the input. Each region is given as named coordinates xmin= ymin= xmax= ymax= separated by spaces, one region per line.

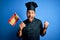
xmin=32 ymin=11 xmax=34 ymax=14
xmin=27 ymin=12 xmax=30 ymax=14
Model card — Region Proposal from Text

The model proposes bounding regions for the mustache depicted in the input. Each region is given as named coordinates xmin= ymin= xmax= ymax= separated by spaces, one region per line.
xmin=28 ymin=16 xmax=33 ymax=19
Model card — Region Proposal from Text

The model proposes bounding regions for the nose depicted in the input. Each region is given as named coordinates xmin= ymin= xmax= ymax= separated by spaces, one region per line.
xmin=29 ymin=13 xmax=32 ymax=17
xmin=29 ymin=12 xmax=33 ymax=16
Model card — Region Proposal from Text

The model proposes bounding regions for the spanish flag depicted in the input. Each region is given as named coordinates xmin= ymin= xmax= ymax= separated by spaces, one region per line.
xmin=8 ymin=13 xmax=19 ymax=26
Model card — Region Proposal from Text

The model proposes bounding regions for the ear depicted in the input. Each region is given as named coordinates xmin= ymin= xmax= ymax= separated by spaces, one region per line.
xmin=26 ymin=11 xmax=28 ymax=15
xmin=34 ymin=12 xmax=36 ymax=16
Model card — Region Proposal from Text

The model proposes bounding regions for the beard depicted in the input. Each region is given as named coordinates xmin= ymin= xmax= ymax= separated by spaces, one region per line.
xmin=28 ymin=16 xmax=34 ymax=22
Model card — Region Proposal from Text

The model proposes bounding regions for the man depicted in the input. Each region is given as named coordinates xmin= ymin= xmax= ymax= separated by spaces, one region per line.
xmin=17 ymin=2 xmax=49 ymax=40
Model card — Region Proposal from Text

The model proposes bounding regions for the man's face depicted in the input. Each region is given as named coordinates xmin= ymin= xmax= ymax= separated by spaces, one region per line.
xmin=27 ymin=10 xmax=36 ymax=22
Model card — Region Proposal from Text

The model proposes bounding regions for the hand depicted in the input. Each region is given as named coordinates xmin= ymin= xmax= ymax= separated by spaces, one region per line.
xmin=44 ymin=21 xmax=49 ymax=29
xmin=19 ymin=22 xmax=26 ymax=30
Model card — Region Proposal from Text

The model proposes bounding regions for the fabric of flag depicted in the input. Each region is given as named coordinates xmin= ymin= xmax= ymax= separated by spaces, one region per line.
xmin=8 ymin=13 xmax=19 ymax=26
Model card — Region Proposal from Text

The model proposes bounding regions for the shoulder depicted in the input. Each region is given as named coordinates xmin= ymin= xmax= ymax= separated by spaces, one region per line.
xmin=35 ymin=18 xmax=42 ymax=23
xmin=34 ymin=18 xmax=43 ymax=25
xmin=23 ymin=19 xmax=28 ymax=24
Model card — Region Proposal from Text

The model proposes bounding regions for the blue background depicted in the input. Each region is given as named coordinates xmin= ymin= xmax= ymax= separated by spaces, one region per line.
xmin=0 ymin=0 xmax=60 ymax=40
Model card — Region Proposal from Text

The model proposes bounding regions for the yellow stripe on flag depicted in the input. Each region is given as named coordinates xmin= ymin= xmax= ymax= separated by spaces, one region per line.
xmin=9 ymin=17 xmax=16 ymax=25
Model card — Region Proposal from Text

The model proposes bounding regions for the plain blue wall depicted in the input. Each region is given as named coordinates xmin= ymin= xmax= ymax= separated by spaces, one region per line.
xmin=0 ymin=0 xmax=60 ymax=40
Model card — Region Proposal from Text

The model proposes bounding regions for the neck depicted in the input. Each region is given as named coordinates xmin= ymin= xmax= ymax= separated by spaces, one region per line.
xmin=28 ymin=18 xmax=35 ymax=22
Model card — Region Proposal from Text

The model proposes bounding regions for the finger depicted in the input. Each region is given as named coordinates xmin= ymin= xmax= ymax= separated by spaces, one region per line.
xmin=44 ymin=21 xmax=49 ymax=24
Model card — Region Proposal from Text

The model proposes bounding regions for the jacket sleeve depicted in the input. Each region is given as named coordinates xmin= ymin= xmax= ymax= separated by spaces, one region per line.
xmin=17 ymin=28 xmax=23 ymax=38
xmin=40 ymin=21 xmax=46 ymax=36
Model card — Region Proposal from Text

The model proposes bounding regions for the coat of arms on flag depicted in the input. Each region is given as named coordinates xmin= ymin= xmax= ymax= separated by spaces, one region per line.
xmin=8 ymin=12 xmax=19 ymax=26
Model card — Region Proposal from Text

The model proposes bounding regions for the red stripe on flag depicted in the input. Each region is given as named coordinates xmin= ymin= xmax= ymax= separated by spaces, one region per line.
xmin=8 ymin=13 xmax=16 ymax=23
